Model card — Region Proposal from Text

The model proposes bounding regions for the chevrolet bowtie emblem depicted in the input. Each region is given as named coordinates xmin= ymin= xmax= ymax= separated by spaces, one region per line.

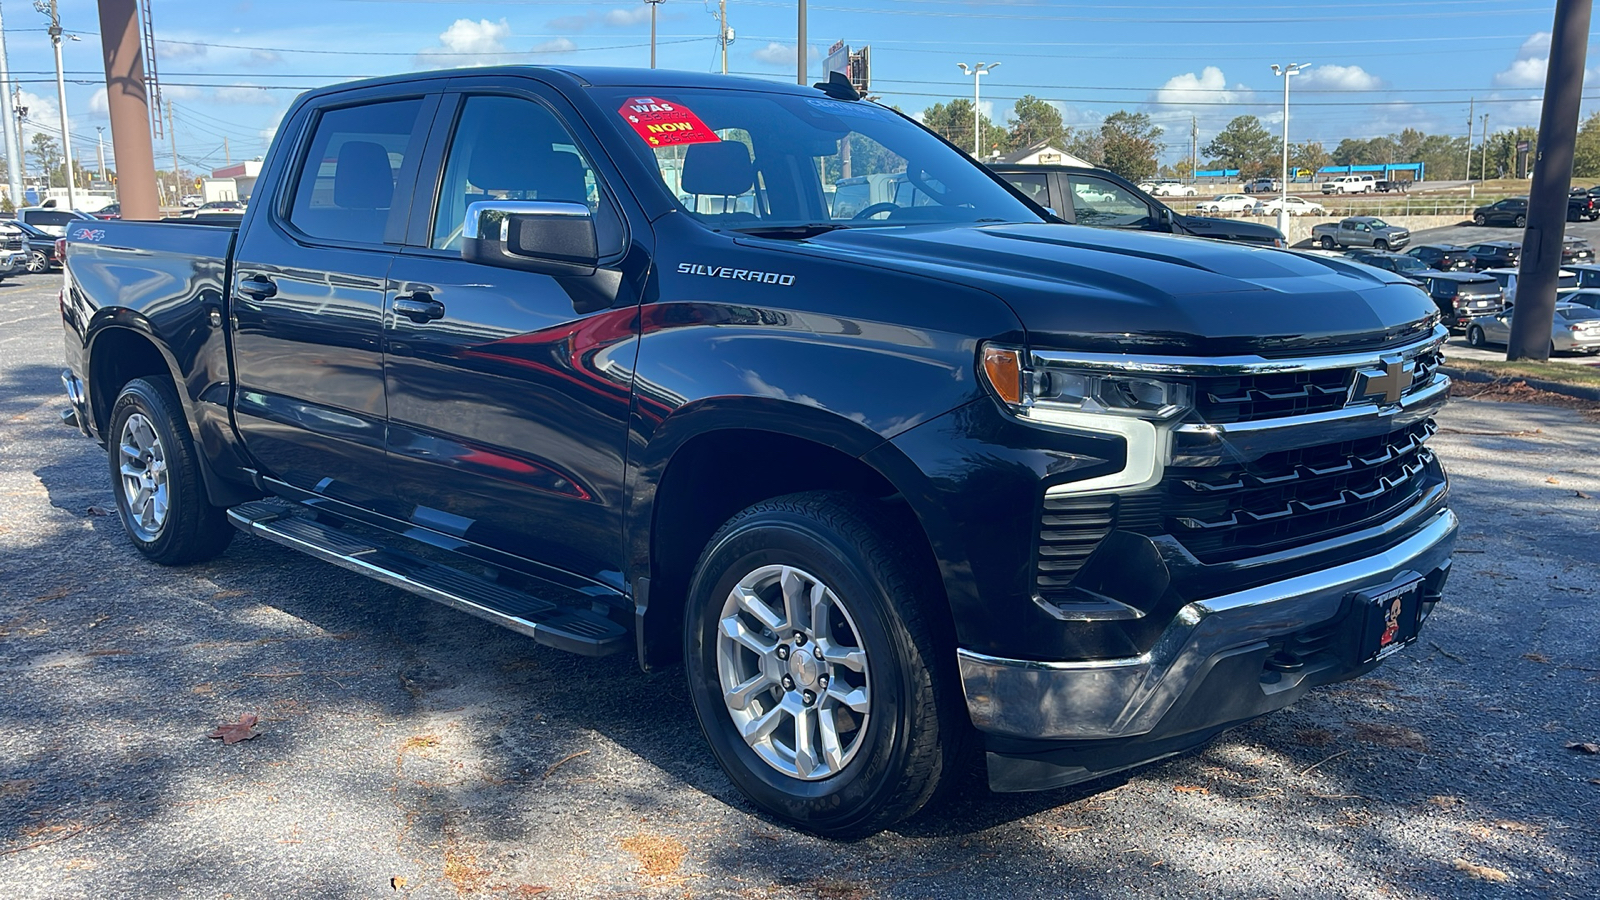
xmin=1352 ymin=357 xmax=1415 ymax=405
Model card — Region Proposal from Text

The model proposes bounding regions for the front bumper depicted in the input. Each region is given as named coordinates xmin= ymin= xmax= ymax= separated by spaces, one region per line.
xmin=959 ymin=507 xmax=1456 ymax=791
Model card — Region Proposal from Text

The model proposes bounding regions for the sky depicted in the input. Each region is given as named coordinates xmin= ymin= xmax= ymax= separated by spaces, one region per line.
xmin=0 ymin=0 xmax=1581 ymax=177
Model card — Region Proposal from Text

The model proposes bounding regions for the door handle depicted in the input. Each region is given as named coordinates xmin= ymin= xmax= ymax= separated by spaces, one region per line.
xmin=393 ymin=292 xmax=446 ymax=323
xmin=238 ymin=275 xmax=276 ymax=300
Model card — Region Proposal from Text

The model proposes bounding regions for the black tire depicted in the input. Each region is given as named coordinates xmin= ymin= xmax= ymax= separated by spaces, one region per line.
xmin=684 ymin=491 xmax=961 ymax=838
xmin=25 ymin=250 xmax=47 ymax=274
xmin=1474 ymin=214 xmax=1487 ymax=226
xmin=107 ymin=377 xmax=233 ymax=565
xmin=1319 ymin=235 xmax=1336 ymax=249
xmin=1514 ymin=215 xmax=1527 ymax=228
xmin=1466 ymin=326 xmax=1486 ymax=348
xmin=1374 ymin=239 xmax=1389 ymax=251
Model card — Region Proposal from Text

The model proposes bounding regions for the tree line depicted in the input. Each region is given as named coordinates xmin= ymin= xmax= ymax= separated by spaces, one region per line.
xmin=916 ymin=93 xmax=1588 ymax=184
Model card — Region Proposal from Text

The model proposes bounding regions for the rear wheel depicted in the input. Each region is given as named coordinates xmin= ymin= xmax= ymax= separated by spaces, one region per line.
xmin=25 ymin=250 xmax=47 ymax=274
xmin=684 ymin=492 xmax=960 ymax=838
xmin=107 ymin=377 xmax=234 ymax=565
xmin=1320 ymin=235 xmax=1337 ymax=249
xmin=1466 ymin=326 xmax=1487 ymax=348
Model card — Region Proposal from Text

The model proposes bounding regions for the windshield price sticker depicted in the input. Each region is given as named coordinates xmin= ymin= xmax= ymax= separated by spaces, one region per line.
xmin=618 ymin=96 xmax=721 ymax=147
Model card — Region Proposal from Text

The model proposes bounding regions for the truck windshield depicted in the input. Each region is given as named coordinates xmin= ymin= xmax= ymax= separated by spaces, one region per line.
xmin=602 ymin=88 xmax=1040 ymax=231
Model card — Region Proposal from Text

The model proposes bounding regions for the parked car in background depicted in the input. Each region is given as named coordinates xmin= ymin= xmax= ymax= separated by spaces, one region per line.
xmin=1375 ymin=179 xmax=1409 ymax=193
xmin=1562 ymin=237 xmax=1595 ymax=265
xmin=1564 ymin=263 xmax=1600 ymax=288
xmin=1254 ymin=195 xmax=1326 ymax=216
xmin=15 ymin=206 xmax=95 ymax=236
xmin=1562 ymin=288 xmax=1600 ymax=310
xmin=1135 ymin=181 xmax=1157 ymax=192
xmin=1242 ymin=177 xmax=1280 ymax=193
xmin=988 ymin=164 xmax=1286 ymax=246
xmin=1466 ymin=303 xmax=1600 ymax=355
xmin=1473 ymin=197 xmax=1528 ymax=227
xmin=1417 ymin=272 xmax=1505 ymax=331
xmin=1311 ymin=216 xmax=1410 ymax=250
xmin=1480 ymin=266 xmax=1578 ymax=303
xmin=180 ymin=194 xmax=202 ymax=208
xmin=1321 ymin=175 xmax=1375 ymax=194
xmin=3 ymin=219 xmax=63 ymax=272
xmin=1345 ymin=249 xmax=1439 ymax=283
xmin=0 ymin=245 xmax=26 ymax=278
xmin=1569 ymin=192 xmax=1600 ymax=222
xmin=92 ymin=203 xmax=121 ymax=220
xmin=1150 ymin=181 xmax=1197 ymax=197
xmin=1406 ymin=244 xmax=1473 ymax=272
xmin=1201 ymin=194 xmax=1258 ymax=214
xmin=195 ymin=199 xmax=246 ymax=213
xmin=1467 ymin=241 xmax=1520 ymax=270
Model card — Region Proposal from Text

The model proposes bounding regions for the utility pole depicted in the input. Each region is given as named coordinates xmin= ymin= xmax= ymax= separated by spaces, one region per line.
xmin=223 ymin=135 xmax=229 ymax=165
xmin=719 ymin=0 xmax=727 ymax=75
xmin=1272 ymin=62 xmax=1309 ymax=236
xmin=1508 ymin=0 xmax=1591 ymax=362
xmin=1190 ymin=115 xmax=1198 ymax=184
xmin=166 ymin=97 xmax=178 ymax=208
xmin=957 ymin=62 xmax=999 ymax=157
xmin=645 ymin=0 xmax=663 ymax=69
xmin=40 ymin=0 xmax=76 ymax=209
xmin=95 ymin=125 xmax=105 ymax=181
xmin=1465 ymin=98 xmax=1474 ymax=182
xmin=797 ymin=0 xmax=806 ymax=85
xmin=1481 ymin=114 xmax=1490 ymax=181
xmin=0 ymin=4 xmax=24 ymax=209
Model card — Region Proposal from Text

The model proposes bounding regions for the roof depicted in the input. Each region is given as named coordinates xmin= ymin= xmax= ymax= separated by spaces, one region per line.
xmin=1472 ymin=240 xmax=1520 ymax=248
xmin=302 ymin=65 xmax=824 ymax=100
xmin=989 ymin=141 xmax=1094 ymax=167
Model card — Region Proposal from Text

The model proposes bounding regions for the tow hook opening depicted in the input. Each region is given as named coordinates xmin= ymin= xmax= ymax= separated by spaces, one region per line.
xmin=1263 ymin=650 xmax=1305 ymax=674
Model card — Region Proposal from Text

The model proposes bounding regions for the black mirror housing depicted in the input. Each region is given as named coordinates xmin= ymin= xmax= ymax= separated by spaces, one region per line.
xmin=462 ymin=201 xmax=599 ymax=276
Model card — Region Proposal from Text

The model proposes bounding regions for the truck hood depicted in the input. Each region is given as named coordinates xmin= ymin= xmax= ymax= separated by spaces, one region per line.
xmin=769 ymin=223 xmax=1439 ymax=356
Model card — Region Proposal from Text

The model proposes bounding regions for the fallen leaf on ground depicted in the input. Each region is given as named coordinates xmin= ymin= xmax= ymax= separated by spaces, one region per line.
xmin=1350 ymin=722 xmax=1428 ymax=752
xmin=85 ymin=506 xmax=113 ymax=517
xmin=1545 ymin=476 xmax=1562 ymax=485
xmin=208 ymin=714 xmax=260 ymax=745
xmin=1566 ymin=742 xmax=1600 ymax=754
xmin=389 ymin=876 xmax=407 ymax=890
xmin=1578 ymin=491 xmax=1593 ymax=499
xmin=1294 ymin=728 xmax=1335 ymax=747
xmin=619 ymin=832 xmax=686 ymax=878
xmin=1523 ymin=652 xmax=1551 ymax=664
xmin=1173 ymin=785 xmax=1210 ymax=794
xmin=1453 ymin=859 xmax=1510 ymax=883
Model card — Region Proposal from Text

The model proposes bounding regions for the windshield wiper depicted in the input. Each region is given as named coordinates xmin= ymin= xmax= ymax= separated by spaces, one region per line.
xmin=730 ymin=223 xmax=849 ymax=239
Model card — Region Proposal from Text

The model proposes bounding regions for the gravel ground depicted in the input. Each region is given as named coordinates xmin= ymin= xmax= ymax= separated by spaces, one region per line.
xmin=3 ymin=277 xmax=1599 ymax=899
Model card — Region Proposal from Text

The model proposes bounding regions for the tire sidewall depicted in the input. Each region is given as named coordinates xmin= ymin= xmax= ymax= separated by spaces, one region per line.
xmin=1467 ymin=326 xmax=1484 ymax=347
xmin=684 ymin=509 xmax=925 ymax=833
xmin=108 ymin=380 xmax=189 ymax=558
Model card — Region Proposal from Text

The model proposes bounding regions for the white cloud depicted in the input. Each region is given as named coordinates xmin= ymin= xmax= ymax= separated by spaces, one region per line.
xmin=212 ymin=86 xmax=280 ymax=105
xmin=88 ymin=86 xmax=108 ymax=115
xmin=533 ymin=38 xmax=578 ymax=55
xmin=1492 ymin=31 xmax=1599 ymax=89
xmin=751 ymin=42 xmax=820 ymax=68
xmin=246 ymin=49 xmax=282 ymax=68
xmin=1299 ymin=64 xmax=1381 ymax=92
xmin=1148 ymin=66 xmax=1259 ymax=136
xmin=604 ymin=7 xmax=653 ymax=27
xmin=416 ymin=17 xmax=514 ymax=67
xmin=157 ymin=40 xmax=209 ymax=63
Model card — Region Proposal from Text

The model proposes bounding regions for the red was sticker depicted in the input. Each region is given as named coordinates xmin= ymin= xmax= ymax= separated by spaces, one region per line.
xmin=617 ymin=96 xmax=720 ymax=148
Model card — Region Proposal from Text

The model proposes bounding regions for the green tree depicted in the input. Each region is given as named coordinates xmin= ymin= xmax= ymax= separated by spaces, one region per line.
xmin=921 ymin=99 xmax=1004 ymax=157
xmin=1482 ymin=127 xmax=1537 ymax=178
xmin=1065 ymin=127 xmax=1105 ymax=167
xmin=1291 ymin=141 xmax=1330 ymax=178
xmin=29 ymin=133 xmax=61 ymax=186
xmin=1007 ymin=95 xmax=1067 ymax=151
xmin=1099 ymin=110 xmax=1162 ymax=180
xmin=1203 ymin=115 xmax=1277 ymax=178
xmin=1573 ymin=113 xmax=1600 ymax=180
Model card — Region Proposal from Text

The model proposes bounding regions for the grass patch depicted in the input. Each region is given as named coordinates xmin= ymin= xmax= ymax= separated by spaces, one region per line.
xmin=1446 ymin=356 xmax=1600 ymax=390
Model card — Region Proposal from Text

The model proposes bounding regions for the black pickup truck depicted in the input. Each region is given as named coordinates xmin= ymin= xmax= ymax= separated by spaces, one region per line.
xmin=59 ymin=67 xmax=1457 ymax=837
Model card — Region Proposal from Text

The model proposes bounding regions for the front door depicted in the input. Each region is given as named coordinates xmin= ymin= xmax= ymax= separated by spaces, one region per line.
xmin=232 ymin=93 xmax=437 ymax=511
xmin=381 ymin=90 xmax=640 ymax=589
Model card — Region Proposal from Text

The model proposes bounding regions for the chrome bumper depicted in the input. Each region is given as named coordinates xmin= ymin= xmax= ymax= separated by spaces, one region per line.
xmin=957 ymin=508 xmax=1458 ymax=740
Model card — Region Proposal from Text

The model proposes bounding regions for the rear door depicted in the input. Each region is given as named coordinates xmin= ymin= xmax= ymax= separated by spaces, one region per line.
xmin=231 ymin=86 xmax=441 ymax=511
xmin=379 ymin=83 xmax=642 ymax=589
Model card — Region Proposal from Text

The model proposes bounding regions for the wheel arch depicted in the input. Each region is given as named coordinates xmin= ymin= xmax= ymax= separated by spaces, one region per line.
xmin=631 ymin=403 xmax=953 ymax=670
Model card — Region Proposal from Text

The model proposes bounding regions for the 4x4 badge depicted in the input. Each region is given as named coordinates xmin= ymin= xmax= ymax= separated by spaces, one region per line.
xmin=1351 ymin=357 xmax=1415 ymax=405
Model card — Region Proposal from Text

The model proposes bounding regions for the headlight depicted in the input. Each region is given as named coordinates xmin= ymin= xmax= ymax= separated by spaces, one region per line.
xmin=981 ymin=344 xmax=1192 ymax=421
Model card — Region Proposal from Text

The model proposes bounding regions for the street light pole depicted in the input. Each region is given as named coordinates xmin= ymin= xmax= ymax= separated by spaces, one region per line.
xmin=38 ymin=0 xmax=75 ymax=210
xmin=957 ymin=62 xmax=999 ymax=157
xmin=0 ymin=4 xmax=25 ymax=209
xmin=645 ymin=0 xmax=664 ymax=69
xmin=1271 ymin=62 xmax=1308 ymax=236
xmin=95 ymin=124 xmax=105 ymax=181
xmin=797 ymin=0 xmax=806 ymax=85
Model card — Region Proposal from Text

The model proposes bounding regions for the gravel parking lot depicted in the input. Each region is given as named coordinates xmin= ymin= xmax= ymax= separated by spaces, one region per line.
xmin=3 ymin=277 xmax=1598 ymax=899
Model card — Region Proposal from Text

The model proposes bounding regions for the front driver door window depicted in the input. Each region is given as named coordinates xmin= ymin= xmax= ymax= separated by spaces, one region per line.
xmin=1066 ymin=175 xmax=1152 ymax=228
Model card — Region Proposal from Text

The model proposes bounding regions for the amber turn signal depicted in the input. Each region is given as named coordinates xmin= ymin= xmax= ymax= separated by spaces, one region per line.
xmin=981 ymin=346 xmax=1024 ymax=405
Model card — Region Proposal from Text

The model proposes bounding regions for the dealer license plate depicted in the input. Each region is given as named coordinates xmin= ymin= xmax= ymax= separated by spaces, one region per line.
xmin=1357 ymin=579 xmax=1424 ymax=663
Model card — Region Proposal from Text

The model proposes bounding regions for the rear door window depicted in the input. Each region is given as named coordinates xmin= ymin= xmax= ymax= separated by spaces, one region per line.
xmin=1002 ymin=173 xmax=1050 ymax=209
xmin=286 ymin=98 xmax=428 ymax=245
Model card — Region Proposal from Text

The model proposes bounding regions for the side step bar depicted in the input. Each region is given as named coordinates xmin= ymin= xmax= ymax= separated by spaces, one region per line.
xmin=227 ymin=501 xmax=626 ymax=656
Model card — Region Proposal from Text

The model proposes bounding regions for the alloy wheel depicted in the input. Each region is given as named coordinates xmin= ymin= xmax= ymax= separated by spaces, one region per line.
xmin=118 ymin=412 xmax=170 ymax=540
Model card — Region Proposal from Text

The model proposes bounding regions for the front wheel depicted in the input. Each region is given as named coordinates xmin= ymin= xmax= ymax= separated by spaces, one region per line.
xmin=1466 ymin=326 xmax=1487 ymax=348
xmin=25 ymin=250 xmax=47 ymax=274
xmin=1474 ymin=214 xmax=1487 ymax=226
xmin=684 ymin=492 xmax=960 ymax=838
xmin=1320 ymin=235 xmax=1337 ymax=249
xmin=1374 ymin=239 xmax=1389 ymax=251
xmin=107 ymin=377 xmax=234 ymax=565
xmin=1514 ymin=215 xmax=1527 ymax=228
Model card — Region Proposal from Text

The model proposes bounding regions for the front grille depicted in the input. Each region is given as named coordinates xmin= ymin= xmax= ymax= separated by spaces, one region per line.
xmin=1192 ymin=346 xmax=1442 ymax=425
xmin=1036 ymin=495 xmax=1117 ymax=592
xmin=1163 ymin=421 xmax=1439 ymax=563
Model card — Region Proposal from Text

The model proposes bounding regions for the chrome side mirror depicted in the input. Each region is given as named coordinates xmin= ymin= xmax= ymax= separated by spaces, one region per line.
xmin=462 ymin=200 xmax=598 ymax=276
